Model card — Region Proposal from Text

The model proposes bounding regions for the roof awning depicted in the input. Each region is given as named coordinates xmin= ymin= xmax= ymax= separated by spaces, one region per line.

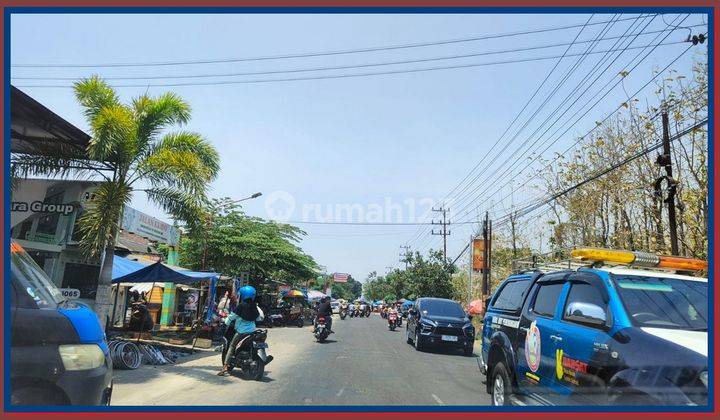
xmin=10 ymin=86 xmax=113 ymax=171
xmin=112 ymin=255 xmax=218 ymax=284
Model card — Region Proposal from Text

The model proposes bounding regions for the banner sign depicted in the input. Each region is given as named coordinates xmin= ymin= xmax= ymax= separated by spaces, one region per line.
xmin=333 ymin=273 xmax=349 ymax=283
xmin=472 ymin=239 xmax=486 ymax=271
xmin=121 ymin=206 xmax=180 ymax=246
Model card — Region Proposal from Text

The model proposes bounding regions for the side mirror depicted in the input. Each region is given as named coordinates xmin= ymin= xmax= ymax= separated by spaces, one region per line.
xmin=565 ymin=302 xmax=607 ymax=327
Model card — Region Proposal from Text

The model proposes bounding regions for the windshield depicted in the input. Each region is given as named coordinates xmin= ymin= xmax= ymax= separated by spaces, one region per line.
xmin=613 ymin=274 xmax=707 ymax=331
xmin=420 ymin=300 xmax=465 ymax=318
xmin=10 ymin=242 xmax=64 ymax=309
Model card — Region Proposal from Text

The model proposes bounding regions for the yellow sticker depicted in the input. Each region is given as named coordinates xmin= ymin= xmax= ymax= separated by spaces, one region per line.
xmin=555 ymin=348 xmax=564 ymax=380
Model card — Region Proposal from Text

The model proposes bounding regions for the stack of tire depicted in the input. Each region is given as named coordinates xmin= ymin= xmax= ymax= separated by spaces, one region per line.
xmin=108 ymin=340 xmax=142 ymax=370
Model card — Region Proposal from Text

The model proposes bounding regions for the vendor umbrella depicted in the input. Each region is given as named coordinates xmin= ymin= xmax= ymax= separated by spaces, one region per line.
xmin=467 ymin=299 xmax=485 ymax=316
xmin=284 ymin=290 xmax=305 ymax=298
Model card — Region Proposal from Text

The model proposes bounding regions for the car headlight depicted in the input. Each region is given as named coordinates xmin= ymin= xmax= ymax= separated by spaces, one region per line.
xmin=699 ymin=371 xmax=708 ymax=388
xmin=420 ymin=320 xmax=435 ymax=331
xmin=464 ymin=324 xmax=475 ymax=336
xmin=58 ymin=344 xmax=105 ymax=371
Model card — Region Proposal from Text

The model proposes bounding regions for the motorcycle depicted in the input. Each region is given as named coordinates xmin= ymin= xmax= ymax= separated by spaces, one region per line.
xmin=339 ymin=307 xmax=348 ymax=320
xmin=266 ymin=307 xmax=304 ymax=328
xmin=220 ymin=325 xmax=273 ymax=381
xmin=314 ymin=316 xmax=330 ymax=342
xmin=388 ymin=311 xmax=398 ymax=331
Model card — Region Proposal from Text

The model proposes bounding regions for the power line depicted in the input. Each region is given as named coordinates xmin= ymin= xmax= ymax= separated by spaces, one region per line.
xmin=11 ymin=15 xmax=653 ymax=69
xmin=403 ymin=14 xmax=609 ymax=251
xmin=449 ymin=13 xmax=670 ymax=219
xmin=16 ymin=25 xmax=706 ymax=82
xmin=452 ymin=16 xmax=695 ymax=222
xmin=449 ymin=13 xmax=640 ymax=214
xmin=449 ymin=117 xmax=708 ymax=264
xmin=454 ymin=35 xmax=700 ymax=224
xmin=13 ymin=41 xmax=688 ymax=89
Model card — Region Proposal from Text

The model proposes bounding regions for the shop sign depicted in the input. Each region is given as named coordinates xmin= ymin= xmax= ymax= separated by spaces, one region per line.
xmin=11 ymin=201 xmax=75 ymax=215
xmin=121 ymin=206 xmax=180 ymax=246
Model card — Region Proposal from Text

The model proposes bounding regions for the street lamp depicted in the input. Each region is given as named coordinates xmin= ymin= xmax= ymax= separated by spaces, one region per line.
xmin=234 ymin=192 xmax=262 ymax=203
xmin=201 ymin=192 xmax=262 ymax=270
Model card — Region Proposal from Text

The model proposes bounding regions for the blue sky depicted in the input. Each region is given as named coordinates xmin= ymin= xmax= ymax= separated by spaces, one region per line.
xmin=10 ymin=12 xmax=708 ymax=281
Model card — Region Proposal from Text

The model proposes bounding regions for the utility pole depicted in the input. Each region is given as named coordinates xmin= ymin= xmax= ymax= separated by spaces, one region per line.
xmin=399 ymin=245 xmax=411 ymax=269
xmin=431 ymin=206 xmax=451 ymax=262
xmin=656 ymin=107 xmax=679 ymax=255
xmin=482 ymin=211 xmax=491 ymax=297
xmin=467 ymin=235 xmax=474 ymax=304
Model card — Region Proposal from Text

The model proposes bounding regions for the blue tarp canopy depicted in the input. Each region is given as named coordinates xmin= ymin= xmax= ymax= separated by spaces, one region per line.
xmin=112 ymin=256 xmax=218 ymax=284
xmin=402 ymin=300 xmax=414 ymax=308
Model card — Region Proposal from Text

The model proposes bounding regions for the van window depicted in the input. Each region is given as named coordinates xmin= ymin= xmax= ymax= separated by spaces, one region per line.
xmin=491 ymin=280 xmax=529 ymax=311
xmin=10 ymin=243 xmax=63 ymax=309
xmin=532 ymin=283 xmax=564 ymax=318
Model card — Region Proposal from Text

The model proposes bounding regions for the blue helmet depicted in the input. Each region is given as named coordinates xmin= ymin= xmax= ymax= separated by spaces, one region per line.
xmin=238 ymin=285 xmax=256 ymax=301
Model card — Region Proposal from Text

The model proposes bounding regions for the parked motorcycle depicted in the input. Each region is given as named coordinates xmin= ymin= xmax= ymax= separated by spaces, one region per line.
xmin=266 ymin=307 xmax=304 ymax=328
xmin=220 ymin=325 xmax=273 ymax=381
xmin=388 ymin=311 xmax=398 ymax=331
xmin=313 ymin=316 xmax=330 ymax=342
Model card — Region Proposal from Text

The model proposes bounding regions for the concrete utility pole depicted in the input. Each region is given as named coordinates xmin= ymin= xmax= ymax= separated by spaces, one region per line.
xmin=431 ymin=206 xmax=451 ymax=262
xmin=481 ymin=211 xmax=492 ymax=297
xmin=467 ymin=235 xmax=474 ymax=304
xmin=399 ymin=245 xmax=411 ymax=269
xmin=656 ymin=108 xmax=679 ymax=255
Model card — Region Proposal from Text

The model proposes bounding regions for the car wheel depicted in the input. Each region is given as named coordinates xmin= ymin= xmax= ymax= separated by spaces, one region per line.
xmin=491 ymin=362 xmax=511 ymax=406
xmin=414 ymin=330 xmax=424 ymax=351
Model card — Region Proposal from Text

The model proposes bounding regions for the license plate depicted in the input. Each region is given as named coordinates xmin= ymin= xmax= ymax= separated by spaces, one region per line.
xmin=253 ymin=342 xmax=268 ymax=348
xmin=441 ymin=335 xmax=458 ymax=342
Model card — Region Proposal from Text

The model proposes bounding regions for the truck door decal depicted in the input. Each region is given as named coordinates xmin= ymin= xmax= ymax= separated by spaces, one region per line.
xmin=525 ymin=320 xmax=541 ymax=372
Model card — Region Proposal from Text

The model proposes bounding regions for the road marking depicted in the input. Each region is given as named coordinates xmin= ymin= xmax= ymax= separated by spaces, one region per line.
xmin=336 ymin=388 xmax=345 ymax=397
xmin=432 ymin=394 xmax=444 ymax=405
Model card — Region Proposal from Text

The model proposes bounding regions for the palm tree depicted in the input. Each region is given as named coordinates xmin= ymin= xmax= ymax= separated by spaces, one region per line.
xmin=12 ymin=76 xmax=220 ymax=328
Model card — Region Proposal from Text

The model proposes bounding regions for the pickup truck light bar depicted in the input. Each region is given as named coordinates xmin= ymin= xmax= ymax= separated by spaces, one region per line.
xmin=571 ymin=247 xmax=707 ymax=272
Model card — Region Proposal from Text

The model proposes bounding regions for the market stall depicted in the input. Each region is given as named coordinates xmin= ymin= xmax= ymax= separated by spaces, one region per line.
xmin=110 ymin=257 xmax=219 ymax=335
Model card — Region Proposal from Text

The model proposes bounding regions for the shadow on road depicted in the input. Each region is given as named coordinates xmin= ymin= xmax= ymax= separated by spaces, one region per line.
xmin=315 ymin=339 xmax=337 ymax=344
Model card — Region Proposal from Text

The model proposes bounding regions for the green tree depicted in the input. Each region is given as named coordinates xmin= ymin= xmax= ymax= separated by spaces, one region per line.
xmin=13 ymin=76 xmax=219 ymax=328
xmin=179 ymin=198 xmax=318 ymax=286
xmin=365 ymin=249 xmax=456 ymax=301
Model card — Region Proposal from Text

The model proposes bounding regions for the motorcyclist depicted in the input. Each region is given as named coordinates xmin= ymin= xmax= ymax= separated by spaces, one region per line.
xmin=218 ymin=285 xmax=265 ymax=376
xmin=315 ymin=296 xmax=333 ymax=333
xmin=359 ymin=301 xmax=367 ymax=316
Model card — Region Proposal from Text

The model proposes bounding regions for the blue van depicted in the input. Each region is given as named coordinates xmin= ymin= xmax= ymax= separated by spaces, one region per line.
xmin=9 ymin=241 xmax=113 ymax=406
xmin=480 ymin=260 xmax=708 ymax=406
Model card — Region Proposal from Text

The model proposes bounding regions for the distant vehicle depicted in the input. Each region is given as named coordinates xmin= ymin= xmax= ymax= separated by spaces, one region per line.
xmin=314 ymin=316 xmax=330 ymax=342
xmin=10 ymin=241 xmax=113 ymax=405
xmin=480 ymin=248 xmax=708 ymax=406
xmin=331 ymin=300 xmax=340 ymax=314
xmin=406 ymin=297 xmax=475 ymax=356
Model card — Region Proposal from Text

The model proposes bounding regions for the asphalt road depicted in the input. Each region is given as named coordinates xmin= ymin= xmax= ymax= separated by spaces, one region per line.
xmin=111 ymin=313 xmax=490 ymax=406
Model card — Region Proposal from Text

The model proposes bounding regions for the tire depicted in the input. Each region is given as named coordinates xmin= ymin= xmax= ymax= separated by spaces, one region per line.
xmin=11 ymin=387 xmax=67 ymax=406
xmin=245 ymin=361 xmax=265 ymax=381
xmin=296 ymin=318 xmax=304 ymax=328
xmin=491 ymin=362 xmax=511 ymax=406
xmin=414 ymin=330 xmax=424 ymax=351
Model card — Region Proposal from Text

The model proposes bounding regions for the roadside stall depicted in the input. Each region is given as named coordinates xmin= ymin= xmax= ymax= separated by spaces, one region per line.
xmin=109 ymin=258 xmax=219 ymax=344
